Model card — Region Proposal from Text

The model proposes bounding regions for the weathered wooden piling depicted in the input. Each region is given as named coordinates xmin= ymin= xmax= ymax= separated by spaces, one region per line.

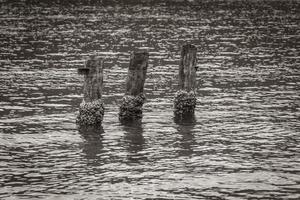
xmin=174 ymin=44 xmax=197 ymax=116
xmin=76 ymin=56 xmax=104 ymax=125
xmin=119 ymin=51 xmax=149 ymax=121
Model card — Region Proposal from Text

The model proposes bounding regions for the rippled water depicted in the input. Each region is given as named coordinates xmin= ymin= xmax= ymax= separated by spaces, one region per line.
xmin=0 ymin=0 xmax=299 ymax=199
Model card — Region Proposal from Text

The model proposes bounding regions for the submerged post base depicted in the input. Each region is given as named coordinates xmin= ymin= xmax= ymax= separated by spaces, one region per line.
xmin=119 ymin=93 xmax=146 ymax=121
xmin=76 ymin=99 xmax=104 ymax=125
xmin=174 ymin=90 xmax=196 ymax=115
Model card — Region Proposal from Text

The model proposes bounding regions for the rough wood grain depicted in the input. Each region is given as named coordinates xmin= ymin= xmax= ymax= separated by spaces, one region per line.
xmin=78 ymin=57 xmax=103 ymax=102
xmin=179 ymin=44 xmax=197 ymax=92
xmin=125 ymin=51 xmax=149 ymax=96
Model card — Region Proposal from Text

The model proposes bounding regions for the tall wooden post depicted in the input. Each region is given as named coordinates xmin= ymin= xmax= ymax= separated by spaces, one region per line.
xmin=174 ymin=44 xmax=197 ymax=116
xmin=76 ymin=56 xmax=104 ymax=125
xmin=179 ymin=44 xmax=197 ymax=91
xmin=119 ymin=51 xmax=149 ymax=121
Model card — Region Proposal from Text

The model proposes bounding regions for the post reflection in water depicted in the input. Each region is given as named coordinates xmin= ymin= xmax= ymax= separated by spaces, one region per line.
xmin=174 ymin=114 xmax=197 ymax=157
xmin=78 ymin=125 xmax=105 ymax=162
xmin=120 ymin=120 xmax=147 ymax=164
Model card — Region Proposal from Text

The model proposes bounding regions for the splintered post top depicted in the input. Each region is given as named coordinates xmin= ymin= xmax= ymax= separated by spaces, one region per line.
xmin=78 ymin=56 xmax=102 ymax=75
xmin=129 ymin=51 xmax=149 ymax=70
xmin=181 ymin=44 xmax=197 ymax=58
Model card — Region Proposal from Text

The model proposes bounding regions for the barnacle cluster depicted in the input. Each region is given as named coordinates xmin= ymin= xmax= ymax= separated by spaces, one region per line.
xmin=119 ymin=93 xmax=146 ymax=120
xmin=174 ymin=90 xmax=196 ymax=115
xmin=76 ymin=99 xmax=104 ymax=125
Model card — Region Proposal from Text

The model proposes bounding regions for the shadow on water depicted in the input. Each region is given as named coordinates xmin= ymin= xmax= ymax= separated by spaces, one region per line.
xmin=120 ymin=119 xmax=147 ymax=163
xmin=78 ymin=125 xmax=104 ymax=162
xmin=174 ymin=113 xmax=197 ymax=157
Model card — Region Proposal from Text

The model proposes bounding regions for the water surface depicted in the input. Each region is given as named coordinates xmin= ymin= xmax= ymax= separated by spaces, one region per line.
xmin=0 ymin=0 xmax=299 ymax=199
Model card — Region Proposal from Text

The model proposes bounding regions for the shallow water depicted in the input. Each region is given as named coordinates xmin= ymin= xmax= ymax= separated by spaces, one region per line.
xmin=0 ymin=0 xmax=299 ymax=199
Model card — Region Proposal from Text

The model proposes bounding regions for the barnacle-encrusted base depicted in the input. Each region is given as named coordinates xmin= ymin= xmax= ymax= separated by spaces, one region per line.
xmin=119 ymin=93 xmax=146 ymax=121
xmin=76 ymin=99 xmax=104 ymax=125
xmin=174 ymin=90 xmax=196 ymax=115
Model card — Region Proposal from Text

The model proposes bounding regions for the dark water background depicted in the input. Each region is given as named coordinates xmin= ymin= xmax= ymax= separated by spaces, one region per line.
xmin=0 ymin=0 xmax=299 ymax=199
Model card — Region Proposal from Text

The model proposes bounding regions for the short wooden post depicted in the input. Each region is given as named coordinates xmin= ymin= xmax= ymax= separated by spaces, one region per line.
xmin=174 ymin=44 xmax=197 ymax=116
xmin=119 ymin=51 xmax=149 ymax=121
xmin=76 ymin=56 xmax=104 ymax=125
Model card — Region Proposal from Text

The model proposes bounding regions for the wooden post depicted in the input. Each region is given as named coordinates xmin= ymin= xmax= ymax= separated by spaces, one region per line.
xmin=174 ymin=44 xmax=197 ymax=116
xmin=125 ymin=51 xmax=148 ymax=96
xmin=179 ymin=44 xmax=197 ymax=91
xmin=76 ymin=56 xmax=104 ymax=125
xmin=119 ymin=51 xmax=149 ymax=121
xmin=78 ymin=57 xmax=103 ymax=102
